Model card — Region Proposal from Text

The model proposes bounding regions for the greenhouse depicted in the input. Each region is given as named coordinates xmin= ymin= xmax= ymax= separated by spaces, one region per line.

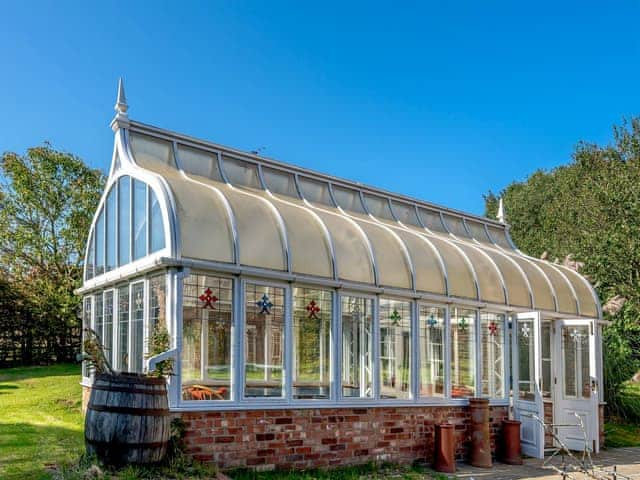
xmin=78 ymin=82 xmax=605 ymax=468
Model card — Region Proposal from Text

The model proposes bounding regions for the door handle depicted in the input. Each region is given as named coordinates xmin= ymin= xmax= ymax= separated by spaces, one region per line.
xmin=591 ymin=379 xmax=597 ymax=392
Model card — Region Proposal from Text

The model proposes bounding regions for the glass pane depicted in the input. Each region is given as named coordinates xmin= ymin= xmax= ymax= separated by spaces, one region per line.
xmin=118 ymin=176 xmax=131 ymax=266
xmin=443 ymin=214 xmax=471 ymax=238
xmin=85 ymin=230 xmax=95 ymax=280
xmin=518 ymin=318 xmax=536 ymax=400
xmin=379 ymin=298 xmax=411 ymax=399
xmin=148 ymin=274 xmax=166 ymax=336
xmin=131 ymin=282 xmax=145 ymax=373
xmin=363 ymin=193 xmax=395 ymax=221
xmin=181 ymin=273 xmax=233 ymax=401
xmin=94 ymin=293 xmax=103 ymax=345
xmin=418 ymin=208 xmax=447 ymax=233
xmin=341 ymin=296 xmax=373 ymax=398
xmin=541 ymin=322 xmax=552 ymax=398
xmin=103 ymin=291 xmax=114 ymax=366
xmin=221 ymin=156 xmax=262 ymax=189
xmin=332 ymin=185 xmax=366 ymax=213
xmin=419 ymin=305 xmax=445 ymax=397
xmin=95 ymin=209 xmax=105 ymax=276
xmin=480 ymin=312 xmax=505 ymax=398
xmin=451 ymin=308 xmax=476 ymax=398
xmin=298 ymin=177 xmax=335 ymax=206
xmin=562 ymin=325 xmax=590 ymax=399
xmin=427 ymin=236 xmax=477 ymax=299
xmin=391 ymin=200 xmax=421 ymax=227
xmin=178 ymin=145 xmax=224 ymax=182
xmin=150 ymin=189 xmax=165 ymax=252
xmin=133 ymin=179 xmax=147 ymax=261
xmin=105 ymin=188 xmax=116 ymax=272
xmin=262 ymin=166 xmax=299 ymax=198
xmin=293 ymin=287 xmax=332 ymax=399
xmin=82 ymin=297 xmax=92 ymax=377
xmin=118 ymin=285 xmax=129 ymax=372
xmin=244 ymin=283 xmax=285 ymax=398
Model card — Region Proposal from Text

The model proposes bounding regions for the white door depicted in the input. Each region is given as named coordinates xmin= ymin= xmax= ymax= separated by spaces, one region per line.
xmin=512 ymin=312 xmax=545 ymax=459
xmin=554 ymin=320 xmax=599 ymax=453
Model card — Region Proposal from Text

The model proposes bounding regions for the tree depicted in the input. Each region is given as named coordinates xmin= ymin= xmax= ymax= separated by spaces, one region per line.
xmin=484 ymin=117 xmax=640 ymax=419
xmin=0 ymin=144 xmax=105 ymax=364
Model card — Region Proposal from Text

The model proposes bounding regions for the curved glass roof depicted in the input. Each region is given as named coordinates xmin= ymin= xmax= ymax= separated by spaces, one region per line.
xmin=122 ymin=126 xmax=600 ymax=318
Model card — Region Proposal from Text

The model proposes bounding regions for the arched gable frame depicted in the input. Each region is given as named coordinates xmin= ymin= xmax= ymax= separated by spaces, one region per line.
xmin=82 ymin=131 xmax=177 ymax=284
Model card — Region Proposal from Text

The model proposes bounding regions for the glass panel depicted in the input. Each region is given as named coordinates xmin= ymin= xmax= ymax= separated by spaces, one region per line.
xmin=562 ymin=325 xmax=590 ymax=399
xmin=181 ymin=273 xmax=233 ymax=401
xmin=244 ymin=283 xmax=285 ymax=398
xmin=262 ymin=166 xmax=299 ymax=198
xmin=118 ymin=176 xmax=131 ymax=266
xmin=311 ymin=209 xmax=374 ymax=284
xmin=395 ymin=230 xmax=446 ymax=295
xmin=95 ymin=208 xmax=105 ymax=276
xmin=131 ymin=282 xmax=145 ymax=373
xmin=332 ymin=185 xmax=366 ymax=213
xmin=379 ymin=298 xmax=411 ymax=399
xmin=428 ymin=236 xmax=477 ymax=299
xmin=419 ymin=305 xmax=445 ymax=397
xmin=418 ymin=208 xmax=447 ymax=233
xmin=562 ymin=268 xmax=599 ymax=318
xmin=105 ymin=188 xmax=116 ymax=272
xmin=391 ymin=200 xmax=421 ymax=227
xmin=298 ymin=177 xmax=335 ymax=206
xmin=480 ymin=312 xmax=505 ymax=398
xmin=178 ymin=145 xmax=224 ymax=182
xmin=509 ymin=255 xmax=555 ymax=311
xmin=82 ymin=297 xmax=92 ymax=377
xmin=466 ymin=220 xmax=492 ymax=243
xmin=535 ymin=261 xmax=577 ymax=314
xmin=443 ymin=214 xmax=471 ymax=238
xmin=457 ymin=244 xmax=505 ymax=304
xmin=356 ymin=219 xmax=412 ymax=289
xmin=85 ymin=230 xmax=95 ymax=280
xmin=292 ymin=287 xmax=332 ymax=399
xmin=133 ymin=179 xmax=147 ymax=261
xmin=148 ymin=274 xmax=166 ymax=335
xmin=130 ymin=133 xmax=177 ymax=170
xmin=451 ymin=308 xmax=476 ymax=398
xmin=260 ymin=193 xmax=333 ymax=278
xmin=363 ymin=193 xmax=395 ymax=221
xmin=221 ymin=156 xmax=262 ymax=189
xmin=94 ymin=293 xmax=103 ymax=345
xmin=518 ymin=318 xmax=536 ymax=400
xmin=223 ymin=186 xmax=287 ymax=271
xmin=482 ymin=249 xmax=532 ymax=308
xmin=118 ymin=285 xmax=129 ymax=372
xmin=487 ymin=225 xmax=514 ymax=249
xmin=149 ymin=189 xmax=165 ymax=252
xmin=541 ymin=321 xmax=552 ymax=398
xmin=341 ymin=296 xmax=373 ymax=398
xmin=103 ymin=291 xmax=114 ymax=367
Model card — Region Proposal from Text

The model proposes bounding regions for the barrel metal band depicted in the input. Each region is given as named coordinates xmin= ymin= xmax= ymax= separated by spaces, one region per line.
xmin=90 ymin=385 xmax=167 ymax=396
xmin=88 ymin=405 xmax=170 ymax=416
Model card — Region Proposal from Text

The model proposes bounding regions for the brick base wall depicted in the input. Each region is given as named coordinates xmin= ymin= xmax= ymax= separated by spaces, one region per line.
xmin=543 ymin=400 xmax=554 ymax=448
xmin=180 ymin=405 xmax=509 ymax=471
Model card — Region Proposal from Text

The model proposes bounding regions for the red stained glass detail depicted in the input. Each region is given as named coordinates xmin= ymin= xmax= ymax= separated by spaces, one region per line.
xmin=199 ymin=287 xmax=218 ymax=310
xmin=306 ymin=300 xmax=320 ymax=319
xmin=488 ymin=321 xmax=498 ymax=336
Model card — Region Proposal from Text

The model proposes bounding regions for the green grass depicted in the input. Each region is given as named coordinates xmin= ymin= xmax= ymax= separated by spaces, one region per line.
xmin=0 ymin=363 xmax=84 ymax=480
xmin=605 ymin=422 xmax=640 ymax=448
xmin=228 ymin=462 xmax=440 ymax=480
xmin=605 ymin=381 xmax=640 ymax=449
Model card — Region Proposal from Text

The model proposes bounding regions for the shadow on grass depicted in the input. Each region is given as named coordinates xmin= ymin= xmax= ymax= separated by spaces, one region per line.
xmin=0 ymin=421 xmax=84 ymax=480
xmin=0 ymin=363 xmax=80 ymax=383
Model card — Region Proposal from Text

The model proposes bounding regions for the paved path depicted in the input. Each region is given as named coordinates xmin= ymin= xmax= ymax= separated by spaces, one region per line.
xmin=454 ymin=448 xmax=640 ymax=480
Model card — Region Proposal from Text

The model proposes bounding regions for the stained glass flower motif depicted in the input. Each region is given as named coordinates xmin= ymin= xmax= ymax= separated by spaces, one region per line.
xmin=199 ymin=287 xmax=218 ymax=310
xmin=306 ymin=300 xmax=320 ymax=319
xmin=256 ymin=293 xmax=273 ymax=315
xmin=389 ymin=308 xmax=401 ymax=326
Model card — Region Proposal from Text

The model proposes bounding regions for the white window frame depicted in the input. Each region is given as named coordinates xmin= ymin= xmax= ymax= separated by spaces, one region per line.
xmin=416 ymin=301 xmax=449 ymax=400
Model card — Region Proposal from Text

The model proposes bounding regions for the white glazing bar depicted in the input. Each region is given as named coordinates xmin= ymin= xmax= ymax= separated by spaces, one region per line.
xmin=372 ymin=295 xmax=381 ymax=400
xmin=331 ymin=289 xmax=340 ymax=402
xmin=444 ymin=306 xmax=451 ymax=398
xmin=411 ymin=299 xmax=419 ymax=402
xmin=284 ymin=284 xmax=293 ymax=401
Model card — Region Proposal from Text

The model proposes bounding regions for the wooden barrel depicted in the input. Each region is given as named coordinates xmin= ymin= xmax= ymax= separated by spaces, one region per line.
xmin=85 ymin=373 xmax=170 ymax=466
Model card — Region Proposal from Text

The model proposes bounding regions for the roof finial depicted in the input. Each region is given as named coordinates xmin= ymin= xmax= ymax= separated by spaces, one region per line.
xmin=497 ymin=197 xmax=506 ymax=223
xmin=115 ymin=77 xmax=128 ymax=115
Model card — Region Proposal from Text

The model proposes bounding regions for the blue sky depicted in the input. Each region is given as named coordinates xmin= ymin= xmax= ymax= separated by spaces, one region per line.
xmin=1 ymin=1 xmax=638 ymax=215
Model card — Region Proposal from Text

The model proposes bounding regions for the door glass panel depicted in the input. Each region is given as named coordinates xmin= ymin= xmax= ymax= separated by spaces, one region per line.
xmin=562 ymin=325 xmax=590 ymax=399
xmin=541 ymin=322 xmax=552 ymax=398
xmin=518 ymin=318 xmax=535 ymax=400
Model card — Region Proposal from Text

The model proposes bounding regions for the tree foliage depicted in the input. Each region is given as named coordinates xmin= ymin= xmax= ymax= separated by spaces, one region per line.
xmin=0 ymin=144 xmax=105 ymax=365
xmin=485 ymin=117 xmax=640 ymax=418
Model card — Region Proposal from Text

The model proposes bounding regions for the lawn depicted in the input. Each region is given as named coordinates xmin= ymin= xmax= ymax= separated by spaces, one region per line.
xmin=0 ymin=363 xmax=84 ymax=480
